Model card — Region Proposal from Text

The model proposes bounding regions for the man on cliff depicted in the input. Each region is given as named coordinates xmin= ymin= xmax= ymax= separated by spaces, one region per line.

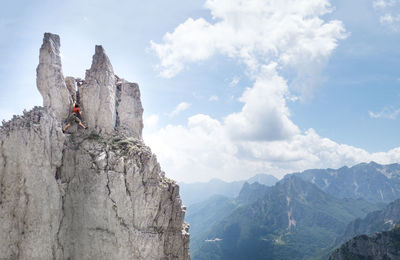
xmin=63 ymin=104 xmax=87 ymax=133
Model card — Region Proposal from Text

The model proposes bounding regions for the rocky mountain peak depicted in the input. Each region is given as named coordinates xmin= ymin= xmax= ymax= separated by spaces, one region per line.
xmin=91 ymin=45 xmax=114 ymax=72
xmin=36 ymin=33 xmax=143 ymax=137
xmin=0 ymin=33 xmax=189 ymax=259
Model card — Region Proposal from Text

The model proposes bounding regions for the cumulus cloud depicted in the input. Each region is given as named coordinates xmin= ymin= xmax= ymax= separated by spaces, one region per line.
xmin=151 ymin=0 xmax=346 ymax=79
xmin=145 ymin=119 xmax=400 ymax=182
xmin=170 ymin=102 xmax=191 ymax=117
xmin=146 ymin=0 xmax=400 ymax=182
xmin=369 ymin=107 xmax=400 ymax=119
xmin=145 ymin=114 xmax=271 ymax=182
xmin=152 ymin=0 xmax=346 ymax=142
xmin=224 ymin=63 xmax=299 ymax=141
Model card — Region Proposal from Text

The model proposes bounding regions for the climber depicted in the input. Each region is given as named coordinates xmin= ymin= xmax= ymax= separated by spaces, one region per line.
xmin=62 ymin=104 xmax=87 ymax=133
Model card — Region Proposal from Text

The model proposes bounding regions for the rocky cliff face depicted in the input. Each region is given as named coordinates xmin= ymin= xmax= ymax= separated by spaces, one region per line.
xmin=0 ymin=33 xmax=190 ymax=259
xmin=330 ymin=224 xmax=400 ymax=260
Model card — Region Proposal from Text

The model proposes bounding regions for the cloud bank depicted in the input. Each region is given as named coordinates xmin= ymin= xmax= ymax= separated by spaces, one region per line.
xmin=148 ymin=0 xmax=400 ymax=182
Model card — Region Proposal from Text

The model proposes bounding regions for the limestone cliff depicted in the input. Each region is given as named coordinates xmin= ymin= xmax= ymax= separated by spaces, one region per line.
xmin=329 ymin=224 xmax=400 ymax=260
xmin=0 ymin=33 xmax=190 ymax=260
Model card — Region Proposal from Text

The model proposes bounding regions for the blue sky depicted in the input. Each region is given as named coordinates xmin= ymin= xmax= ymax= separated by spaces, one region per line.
xmin=1 ymin=0 xmax=399 ymax=182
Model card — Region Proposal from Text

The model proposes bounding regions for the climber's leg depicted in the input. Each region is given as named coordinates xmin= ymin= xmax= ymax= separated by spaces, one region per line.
xmin=63 ymin=124 xmax=71 ymax=133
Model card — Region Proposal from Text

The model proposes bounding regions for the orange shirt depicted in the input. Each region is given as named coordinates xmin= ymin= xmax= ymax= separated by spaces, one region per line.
xmin=72 ymin=107 xmax=81 ymax=114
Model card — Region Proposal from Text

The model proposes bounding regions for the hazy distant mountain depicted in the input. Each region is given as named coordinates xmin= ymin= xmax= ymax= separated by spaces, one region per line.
xmin=236 ymin=181 xmax=271 ymax=204
xmin=330 ymin=224 xmax=400 ymax=260
xmin=186 ymin=182 xmax=273 ymax=253
xmin=336 ymin=199 xmax=400 ymax=245
xmin=186 ymin=195 xmax=239 ymax=252
xmin=179 ymin=174 xmax=278 ymax=206
xmin=293 ymin=162 xmax=400 ymax=203
xmin=190 ymin=176 xmax=380 ymax=260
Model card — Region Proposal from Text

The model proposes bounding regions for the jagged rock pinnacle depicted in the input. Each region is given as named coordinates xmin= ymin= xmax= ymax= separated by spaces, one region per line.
xmin=79 ymin=45 xmax=116 ymax=134
xmin=36 ymin=33 xmax=144 ymax=137
xmin=76 ymin=44 xmax=143 ymax=137
xmin=36 ymin=32 xmax=73 ymax=121
xmin=0 ymin=33 xmax=189 ymax=259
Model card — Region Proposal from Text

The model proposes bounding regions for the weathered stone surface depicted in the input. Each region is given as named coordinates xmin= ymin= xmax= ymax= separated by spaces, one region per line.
xmin=0 ymin=107 xmax=65 ymax=259
xmin=79 ymin=45 xmax=116 ymax=134
xmin=36 ymin=33 xmax=72 ymax=121
xmin=0 ymin=33 xmax=190 ymax=259
xmin=56 ymin=134 xmax=189 ymax=259
xmin=116 ymin=80 xmax=144 ymax=139
xmin=65 ymin=76 xmax=76 ymax=103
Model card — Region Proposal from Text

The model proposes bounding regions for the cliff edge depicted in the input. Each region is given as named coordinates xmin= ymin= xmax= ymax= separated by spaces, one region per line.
xmin=0 ymin=33 xmax=190 ymax=260
xmin=329 ymin=224 xmax=400 ymax=260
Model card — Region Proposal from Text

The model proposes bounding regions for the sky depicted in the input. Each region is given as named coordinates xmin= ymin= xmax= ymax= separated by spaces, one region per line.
xmin=1 ymin=0 xmax=400 ymax=183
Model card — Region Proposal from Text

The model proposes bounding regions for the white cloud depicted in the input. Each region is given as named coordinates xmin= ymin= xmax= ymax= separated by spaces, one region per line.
xmin=145 ymin=114 xmax=268 ymax=182
xmin=209 ymin=95 xmax=219 ymax=101
xmin=170 ymin=102 xmax=191 ymax=117
xmin=151 ymin=0 xmax=346 ymax=79
xmin=229 ymin=77 xmax=240 ymax=87
xmin=205 ymin=238 xmax=222 ymax=242
xmin=152 ymin=0 xmax=346 ymax=142
xmin=224 ymin=63 xmax=299 ymax=141
xmin=145 ymin=118 xmax=400 ymax=183
xmin=144 ymin=114 xmax=159 ymax=130
xmin=146 ymin=0 xmax=400 ymax=183
xmin=372 ymin=0 xmax=400 ymax=29
xmin=369 ymin=107 xmax=400 ymax=119
xmin=373 ymin=0 xmax=396 ymax=9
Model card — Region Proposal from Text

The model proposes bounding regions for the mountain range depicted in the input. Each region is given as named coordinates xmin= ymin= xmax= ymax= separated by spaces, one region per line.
xmin=293 ymin=161 xmax=400 ymax=203
xmin=186 ymin=162 xmax=400 ymax=259
xmin=188 ymin=175 xmax=382 ymax=259
xmin=179 ymin=174 xmax=278 ymax=206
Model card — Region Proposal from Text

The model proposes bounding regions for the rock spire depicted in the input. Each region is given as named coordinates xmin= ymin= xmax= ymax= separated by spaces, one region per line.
xmin=36 ymin=33 xmax=73 ymax=121
xmin=0 ymin=33 xmax=189 ymax=259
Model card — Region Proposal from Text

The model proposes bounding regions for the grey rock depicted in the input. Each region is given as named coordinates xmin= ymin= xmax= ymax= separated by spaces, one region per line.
xmin=0 ymin=107 xmax=65 ymax=259
xmin=36 ymin=33 xmax=73 ymax=121
xmin=55 ymin=134 xmax=189 ymax=260
xmin=116 ymin=80 xmax=143 ymax=139
xmin=0 ymin=33 xmax=190 ymax=259
xmin=65 ymin=76 xmax=76 ymax=103
xmin=79 ymin=45 xmax=116 ymax=134
xmin=330 ymin=224 xmax=400 ymax=260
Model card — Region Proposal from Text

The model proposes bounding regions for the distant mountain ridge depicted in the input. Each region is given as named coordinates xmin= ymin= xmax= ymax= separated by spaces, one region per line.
xmin=187 ymin=162 xmax=400 ymax=259
xmin=190 ymin=176 xmax=380 ymax=260
xmin=179 ymin=174 xmax=278 ymax=206
xmin=293 ymin=161 xmax=400 ymax=203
